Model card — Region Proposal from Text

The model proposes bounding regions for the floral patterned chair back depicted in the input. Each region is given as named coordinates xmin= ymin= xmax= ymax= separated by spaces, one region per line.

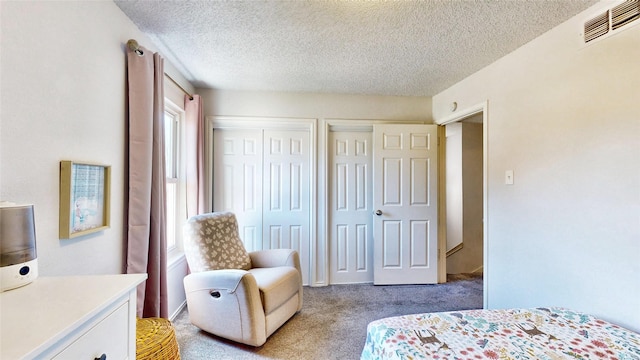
xmin=183 ymin=212 xmax=252 ymax=272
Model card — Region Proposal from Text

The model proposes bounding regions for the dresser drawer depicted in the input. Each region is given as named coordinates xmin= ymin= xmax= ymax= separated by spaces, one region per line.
xmin=53 ymin=302 xmax=129 ymax=360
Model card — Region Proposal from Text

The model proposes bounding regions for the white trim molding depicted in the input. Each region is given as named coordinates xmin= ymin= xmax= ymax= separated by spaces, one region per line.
xmin=435 ymin=101 xmax=487 ymax=126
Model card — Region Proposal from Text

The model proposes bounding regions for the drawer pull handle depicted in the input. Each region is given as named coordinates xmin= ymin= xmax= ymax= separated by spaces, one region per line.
xmin=210 ymin=290 xmax=221 ymax=298
xmin=95 ymin=354 xmax=106 ymax=360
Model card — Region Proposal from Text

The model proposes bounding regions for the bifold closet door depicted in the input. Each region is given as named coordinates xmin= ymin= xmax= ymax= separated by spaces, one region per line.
xmin=212 ymin=129 xmax=264 ymax=252
xmin=212 ymin=128 xmax=311 ymax=285
xmin=262 ymin=130 xmax=310 ymax=285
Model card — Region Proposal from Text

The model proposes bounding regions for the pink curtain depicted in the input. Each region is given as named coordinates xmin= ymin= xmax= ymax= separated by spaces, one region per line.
xmin=125 ymin=44 xmax=168 ymax=318
xmin=185 ymin=94 xmax=206 ymax=218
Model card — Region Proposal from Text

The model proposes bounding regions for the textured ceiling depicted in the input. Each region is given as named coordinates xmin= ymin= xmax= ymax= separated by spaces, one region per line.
xmin=115 ymin=0 xmax=597 ymax=97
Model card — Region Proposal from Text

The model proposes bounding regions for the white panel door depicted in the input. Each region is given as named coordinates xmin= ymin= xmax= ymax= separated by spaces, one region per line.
xmin=212 ymin=129 xmax=264 ymax=252
xmin=263 ymin=130 xmax=311 ymax=285
xmin=373 ymin=124 xmax=438 ymax=284
xmin=328 ymin=130 xmax=373 ymax=284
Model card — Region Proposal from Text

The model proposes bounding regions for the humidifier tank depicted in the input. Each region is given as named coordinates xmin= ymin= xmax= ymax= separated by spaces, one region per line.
xmin=0 ymin=203 xmax=38 ymax=292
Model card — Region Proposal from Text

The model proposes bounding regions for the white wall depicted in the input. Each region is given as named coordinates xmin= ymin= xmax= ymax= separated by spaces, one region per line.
xmin=199 ymin=89 xmax=431 ymax=121
xmin=0 ymin=0 xmax=192 ymax=286
xmin=445 ymin=123 xmax=464 ymax=255
xmin=433 ymin=2 xmax=640 ymax=332
xmin=460 ymin=122 xmax=483 ymax=272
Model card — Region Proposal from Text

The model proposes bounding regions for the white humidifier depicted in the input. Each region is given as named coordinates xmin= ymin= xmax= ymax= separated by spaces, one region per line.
xmin=0 ymin=203 xmax=38 ymax=292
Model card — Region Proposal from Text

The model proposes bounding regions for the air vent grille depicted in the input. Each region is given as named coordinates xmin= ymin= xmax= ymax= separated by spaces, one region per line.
xmin=584 ymin=11 xmax=610 ymax=42
xmin=583 ymin=1 xmax=640 ymax=44
xmin=612 ymin=0 xmax=640 ymax=30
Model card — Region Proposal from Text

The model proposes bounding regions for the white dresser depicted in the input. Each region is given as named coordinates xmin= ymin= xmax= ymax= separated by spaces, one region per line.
xmin=0 ymin=274 xmax=146 ymax=360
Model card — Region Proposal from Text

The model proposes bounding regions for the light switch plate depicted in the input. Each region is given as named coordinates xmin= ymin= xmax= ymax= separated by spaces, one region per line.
xmin=505 ymin=170 xmax=514 ymax=185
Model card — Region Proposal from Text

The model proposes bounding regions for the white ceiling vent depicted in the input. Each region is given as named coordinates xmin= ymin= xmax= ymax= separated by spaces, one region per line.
xmin=584 ymin=11 xmax=609 ymax=42
xmin=612 ymin=0 xmax=640 ymax=30
xmin=583 ymin=1 xmax=640 ymax=44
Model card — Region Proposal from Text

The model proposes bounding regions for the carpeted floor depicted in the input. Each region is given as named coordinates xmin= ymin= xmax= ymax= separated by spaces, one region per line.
xmin=173 ymin=273 xmax=483 ymax=360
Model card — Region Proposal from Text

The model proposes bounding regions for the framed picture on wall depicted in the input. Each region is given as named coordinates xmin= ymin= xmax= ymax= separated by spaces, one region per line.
xmin=59 ymin=160 xmax=111 ymax=239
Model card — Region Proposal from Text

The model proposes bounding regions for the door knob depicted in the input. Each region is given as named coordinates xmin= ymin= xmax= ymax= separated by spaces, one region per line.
xmin=375 ymin=210 xmax=383 ymax=216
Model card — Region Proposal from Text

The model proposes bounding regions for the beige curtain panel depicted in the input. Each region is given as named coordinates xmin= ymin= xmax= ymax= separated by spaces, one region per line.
xmin=125 ymin=42 xmax=169 ymax=319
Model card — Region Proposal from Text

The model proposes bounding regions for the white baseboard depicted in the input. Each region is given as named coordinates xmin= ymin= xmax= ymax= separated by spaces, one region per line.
xmin=170 ymin=300 xmax=187 ymax=321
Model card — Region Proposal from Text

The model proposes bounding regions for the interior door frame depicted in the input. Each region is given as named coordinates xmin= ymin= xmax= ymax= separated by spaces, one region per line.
xmin=435 ymin=101 xmax=489 ymax=308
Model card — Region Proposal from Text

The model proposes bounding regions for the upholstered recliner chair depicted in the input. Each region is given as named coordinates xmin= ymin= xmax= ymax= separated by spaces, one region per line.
xmin=182 ymin=212 xmax=303 ymax=347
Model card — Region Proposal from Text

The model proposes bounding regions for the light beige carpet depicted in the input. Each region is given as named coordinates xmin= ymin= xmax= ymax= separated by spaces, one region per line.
xmin=173 ymin=273 xmax=483 ymax=360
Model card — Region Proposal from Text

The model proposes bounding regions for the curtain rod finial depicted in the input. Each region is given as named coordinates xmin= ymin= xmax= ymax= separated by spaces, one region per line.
xmin=127 ymin=39 xmax=143 ymax=56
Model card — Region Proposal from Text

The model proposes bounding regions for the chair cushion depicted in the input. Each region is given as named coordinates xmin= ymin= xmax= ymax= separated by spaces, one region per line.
xmin=249 ymin=267 xmax=300 ymax=314
xmin=184 ymin=212 xmax=252 ymax=271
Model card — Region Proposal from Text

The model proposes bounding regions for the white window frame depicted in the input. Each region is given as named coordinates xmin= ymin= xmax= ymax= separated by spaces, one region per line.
xmin=164 ymin=99 xmax=186 ymax=261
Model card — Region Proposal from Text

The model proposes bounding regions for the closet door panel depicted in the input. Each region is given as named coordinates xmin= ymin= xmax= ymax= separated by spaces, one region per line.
xmin=263 ymin=130 xmax=310 ymax=285
xmin=328 ymin=130 xmax=373 ymax=284
xmin=212 ymin=129 xmax=263 ymax=252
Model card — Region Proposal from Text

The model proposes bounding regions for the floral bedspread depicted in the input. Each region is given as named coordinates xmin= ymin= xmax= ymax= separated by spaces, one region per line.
xmin=361 ymin=307 xmax=640 ymax=360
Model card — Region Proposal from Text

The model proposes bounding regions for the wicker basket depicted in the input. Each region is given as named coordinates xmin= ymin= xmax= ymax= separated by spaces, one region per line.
xmin=136 ymin=317 xmax=181 ymax=360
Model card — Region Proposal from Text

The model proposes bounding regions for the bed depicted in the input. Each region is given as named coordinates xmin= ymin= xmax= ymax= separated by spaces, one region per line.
xmin=361 ymin=307 xmax=640 ymax=359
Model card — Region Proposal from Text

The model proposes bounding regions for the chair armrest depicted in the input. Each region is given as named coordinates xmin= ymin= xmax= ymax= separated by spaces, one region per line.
xmin=183 ymin=269 xmax=267 ymax=346
xmin=249 ymin=249 xmax=301 ymax=270
xmin=250 ymin=249 xmax=303 ymax=312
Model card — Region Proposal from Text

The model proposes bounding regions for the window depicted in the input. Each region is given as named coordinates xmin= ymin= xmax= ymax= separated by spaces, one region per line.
xmin=164 ymin=101 xmax=185 ymax=258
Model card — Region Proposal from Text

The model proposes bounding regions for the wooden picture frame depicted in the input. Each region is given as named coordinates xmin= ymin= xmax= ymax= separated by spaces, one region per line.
xmin=59 ymin=161 xmax=111 ymax=239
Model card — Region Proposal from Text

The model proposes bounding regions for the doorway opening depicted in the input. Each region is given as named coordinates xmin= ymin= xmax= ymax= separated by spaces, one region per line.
xmin=445 ymin=115 xmax=483 ymax=275
xmin=436 ymin=101 xmax=488 ymax=308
